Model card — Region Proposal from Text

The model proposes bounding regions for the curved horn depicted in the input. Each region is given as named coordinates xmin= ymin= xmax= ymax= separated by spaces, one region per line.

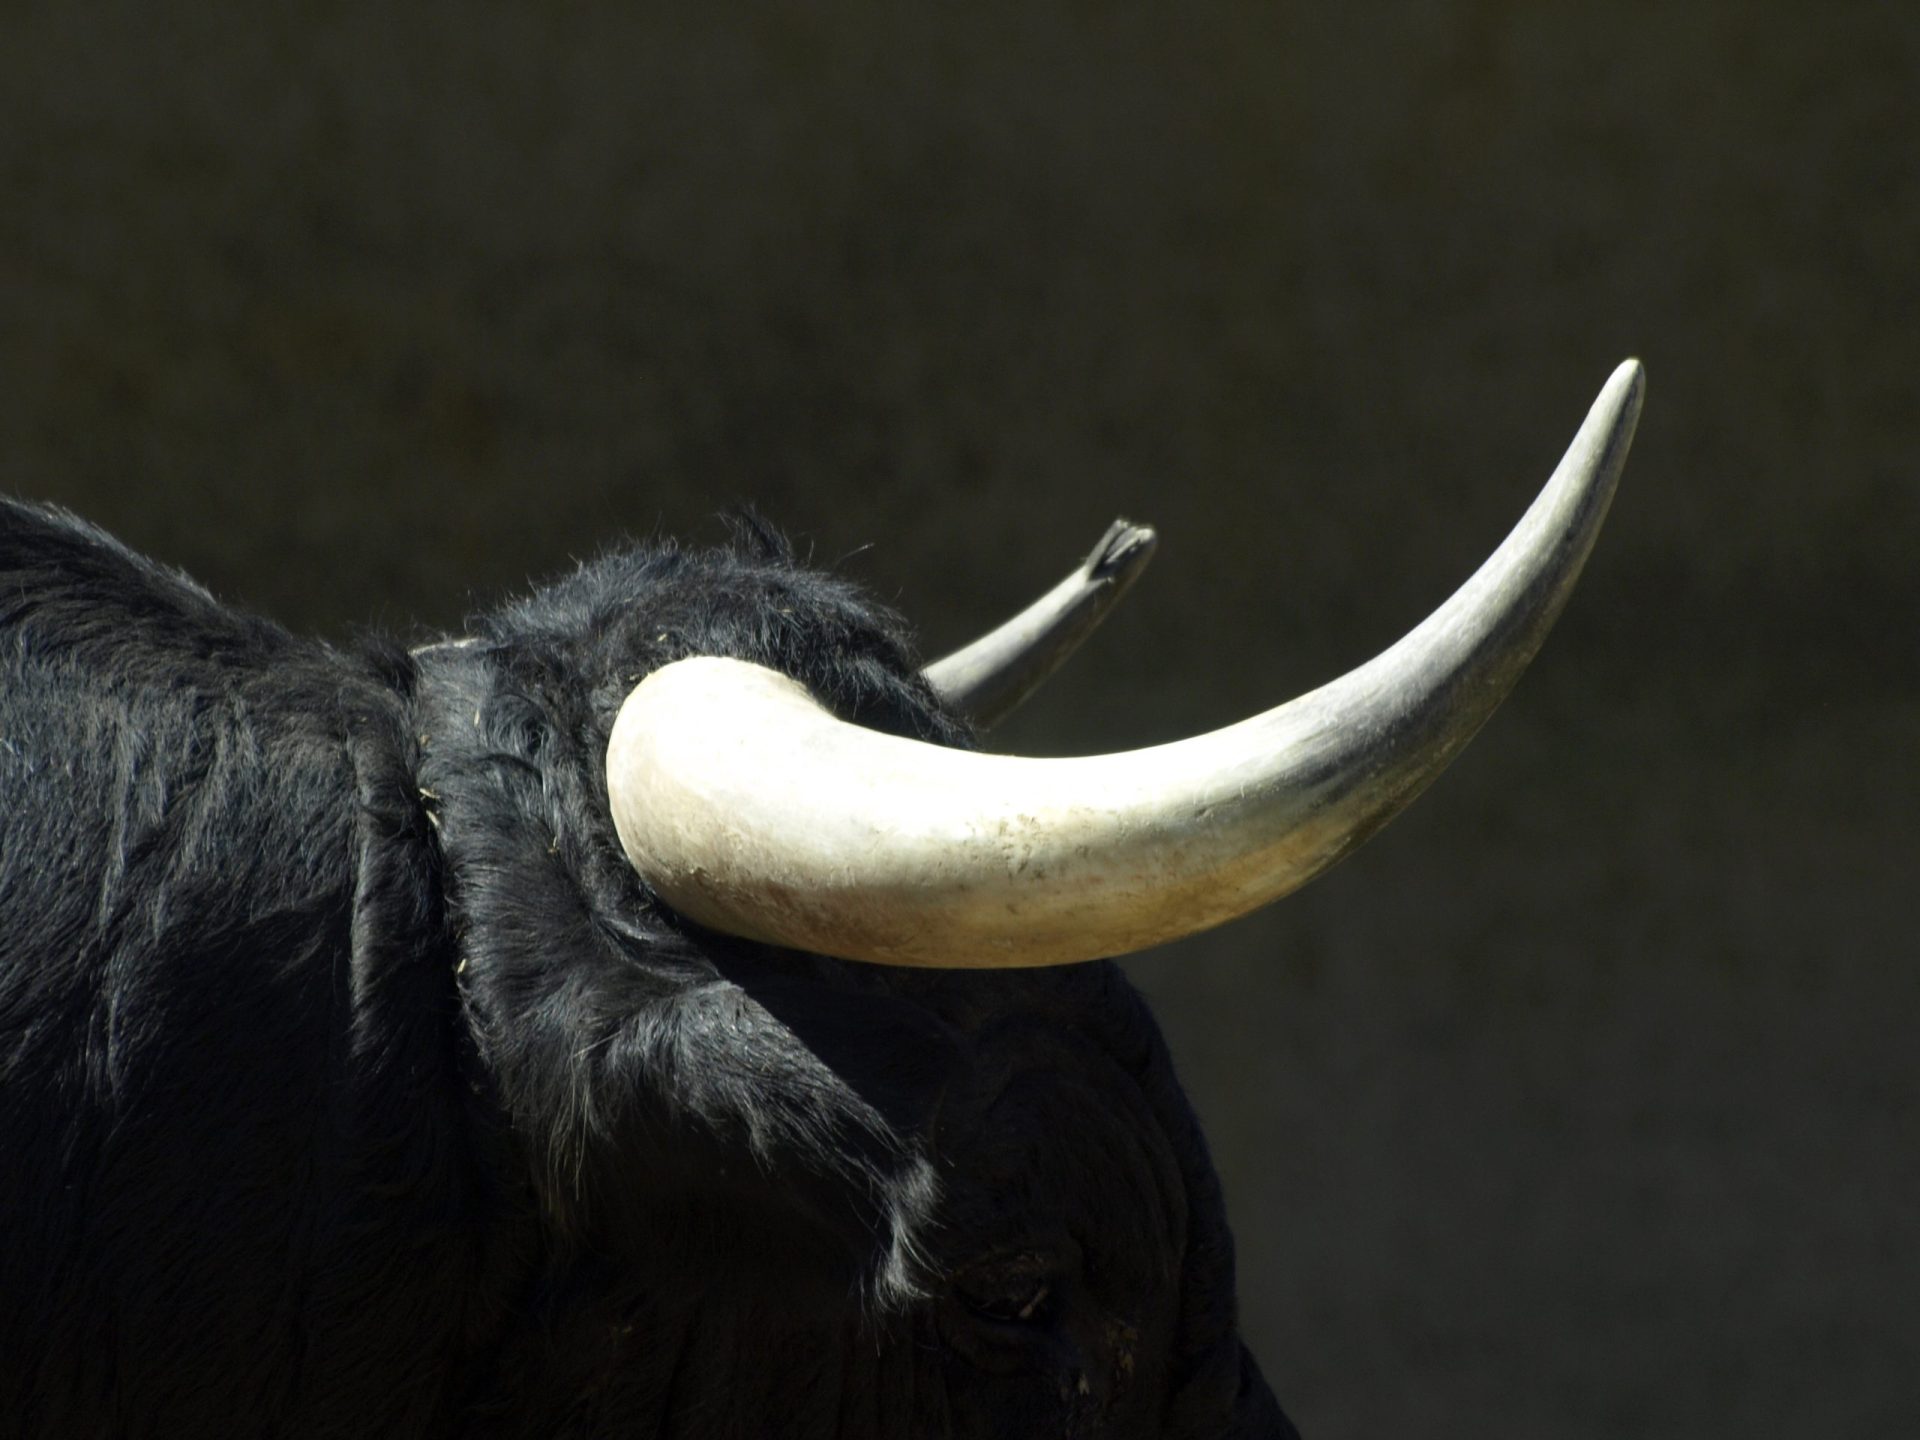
xmin=607 ymin=362 xmax=1644 ymax=968
xmin=923 ymin=519 xmax=1158 ymax=727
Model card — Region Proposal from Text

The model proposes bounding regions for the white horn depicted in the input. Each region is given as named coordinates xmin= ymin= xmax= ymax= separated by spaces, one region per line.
xmin=607 ymin=362 xmax=1644 ymax=967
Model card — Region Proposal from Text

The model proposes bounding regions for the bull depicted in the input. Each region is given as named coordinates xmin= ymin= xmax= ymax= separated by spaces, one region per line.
xmin=0 ymin=363 xmax=1642 ymax=1437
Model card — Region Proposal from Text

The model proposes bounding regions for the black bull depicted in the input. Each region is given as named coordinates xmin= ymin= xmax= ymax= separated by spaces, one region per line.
xmin=0 ymin=500 xmax=1296 ymax=1438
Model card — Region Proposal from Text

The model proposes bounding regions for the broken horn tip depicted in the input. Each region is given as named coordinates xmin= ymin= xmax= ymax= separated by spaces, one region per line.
xmin=1090 ymin=520 xmax=1159 ymax=580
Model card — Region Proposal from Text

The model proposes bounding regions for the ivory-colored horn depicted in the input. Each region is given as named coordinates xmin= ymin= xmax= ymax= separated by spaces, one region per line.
xmin=922 ymin=519 xmax=1157 ymax=727
xmin=606 ymin=361 xmax=1644 ymax=967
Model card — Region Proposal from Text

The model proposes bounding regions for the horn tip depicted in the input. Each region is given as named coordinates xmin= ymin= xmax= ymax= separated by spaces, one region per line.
xmin=1088 ymin=518 xmax=1159 ymax=585
xmin=1575 ymin=359 xmax=1646 ymax=483
xmin=1606 ymin=357 xmax=1647 ymax=417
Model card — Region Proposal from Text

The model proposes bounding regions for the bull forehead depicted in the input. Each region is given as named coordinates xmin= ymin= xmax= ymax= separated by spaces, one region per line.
xmin=930 ymin=1015 xmax=1190 ymax=1271
xmin=917 ymin=1029 xmax=1216 ymax=1440
xmin=707 ymin=951 xmax=1197 ymax=1273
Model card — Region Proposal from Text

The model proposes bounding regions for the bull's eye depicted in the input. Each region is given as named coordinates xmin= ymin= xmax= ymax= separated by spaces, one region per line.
xmin=953 ymin=1255 xmax=1059 ymax=1328
xmin=965 ymin=1281 xmax=1051 ymax=1324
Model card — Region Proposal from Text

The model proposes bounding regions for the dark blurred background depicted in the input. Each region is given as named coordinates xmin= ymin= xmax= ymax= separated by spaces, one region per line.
xmin=3 ymin=2 xmax=1914 ymax=1434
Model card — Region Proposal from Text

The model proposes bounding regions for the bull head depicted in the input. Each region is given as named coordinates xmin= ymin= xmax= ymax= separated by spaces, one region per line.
xmin=1 ymin=361 xmax=1642 ymax=1439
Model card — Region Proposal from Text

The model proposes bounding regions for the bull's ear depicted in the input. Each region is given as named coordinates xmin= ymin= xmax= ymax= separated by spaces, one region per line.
xmin=554 ymin=946 xmax=958 ymax=1301
xmin=706 ymin=955 xmax=960 ymax=1141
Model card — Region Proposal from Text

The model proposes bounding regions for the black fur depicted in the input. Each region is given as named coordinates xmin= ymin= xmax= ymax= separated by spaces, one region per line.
xmin=0 ymin=497 xmax=1296 ymax=1438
